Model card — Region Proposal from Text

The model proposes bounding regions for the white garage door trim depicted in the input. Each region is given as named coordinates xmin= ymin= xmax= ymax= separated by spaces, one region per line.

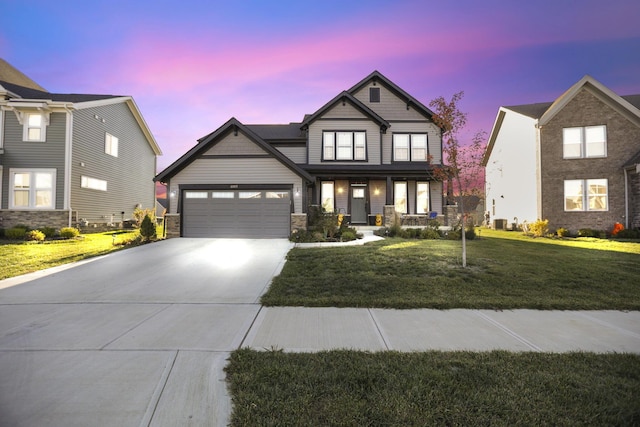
xmin=181 ymin=188 xmax=291 ymax=238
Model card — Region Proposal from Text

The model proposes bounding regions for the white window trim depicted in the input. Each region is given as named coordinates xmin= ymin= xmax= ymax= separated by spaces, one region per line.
xmin=416 ymin=181 xmax=430 ymax=214
xmin=564 ymin=179 xmax=608 ymax=212
xmin=81 ymin=175 xmax=108 ymax=191
xmin=562 ymin=125 xmax=607 ymax=159
xmin=22 ymin=112 xmax=48 ymax=142
xmin=105 ymin=133 xmax=119 ymax=157
xmin=9 ymin=168 xmax=57 ymax=209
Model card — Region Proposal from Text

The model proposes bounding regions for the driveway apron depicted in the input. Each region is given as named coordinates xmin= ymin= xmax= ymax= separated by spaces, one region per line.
xmin=0 ymin=238 xmax=292 ymax=427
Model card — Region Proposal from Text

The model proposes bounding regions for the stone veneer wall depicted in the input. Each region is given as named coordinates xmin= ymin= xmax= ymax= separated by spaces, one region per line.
xmin=0 ymin=210 xmax=75 ymax=230
xmin=164 ymin=214 xmax=181 ymax=238
xmin=291 ymin=213 xmax=306 ymax=233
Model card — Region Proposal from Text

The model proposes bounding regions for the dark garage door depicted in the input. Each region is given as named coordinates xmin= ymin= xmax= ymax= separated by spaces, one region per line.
xmin=182 ymin=190 xmax=291 ymax=238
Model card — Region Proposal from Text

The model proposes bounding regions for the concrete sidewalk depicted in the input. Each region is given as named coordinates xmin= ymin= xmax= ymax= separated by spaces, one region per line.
xmin=244 ymin=307 xmax=640 ymax=353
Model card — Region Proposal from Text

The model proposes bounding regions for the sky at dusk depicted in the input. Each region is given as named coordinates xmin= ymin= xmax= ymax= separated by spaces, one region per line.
xmin=1 ymin=0 xmax=639 ymax=172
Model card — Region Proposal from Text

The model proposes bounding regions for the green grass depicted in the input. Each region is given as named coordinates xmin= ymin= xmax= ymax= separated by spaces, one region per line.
xmin=0 ymin=230 xmax=142 ymax=280
xmin=262 ymin=229 xmax=640 ymax=310
xmin=226 ymin=349 xmax=640 ymax=426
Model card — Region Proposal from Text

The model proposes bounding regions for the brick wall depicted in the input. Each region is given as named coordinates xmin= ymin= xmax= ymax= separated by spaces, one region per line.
xmin=540 ymin=89 xmax=640 ymax=233
xmin=629 ymin=170 xmax=640 ymax=228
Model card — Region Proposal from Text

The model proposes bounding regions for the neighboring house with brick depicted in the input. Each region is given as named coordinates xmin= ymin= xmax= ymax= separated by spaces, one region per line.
xmin=154 ymin=71 xmax=446 ymax=238
xmin=0 ymin=59 xmax=162 ymax=231
xmin=483 ymin=75 xmax=640 ymax=233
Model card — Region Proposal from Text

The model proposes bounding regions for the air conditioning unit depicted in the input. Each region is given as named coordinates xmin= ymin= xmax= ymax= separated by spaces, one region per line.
xmin=493 ymin=219 xmax=507 ymax=230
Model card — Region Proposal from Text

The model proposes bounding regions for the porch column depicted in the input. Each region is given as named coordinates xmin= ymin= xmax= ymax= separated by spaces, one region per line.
xmin=386 ymin=176 xmax=393 ymax=205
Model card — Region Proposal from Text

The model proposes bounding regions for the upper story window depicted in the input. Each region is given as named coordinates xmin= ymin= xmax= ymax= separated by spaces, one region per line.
xmin=9 ymin=169 xmax=56 ymax=209
xmin=105 ymin=133 xmax=119 ymax=157
xmin=323 ymin=131 xmax=366 ymax=161
xmin=23 ymin=113 xmax=47 ymax=142
xmin=369 ymin=87 xmax=380 ymax=103
xmin=563 ymin=125 xmax=606 ymax=159
xmin=393 ymin=133 xmax=428 ymax=161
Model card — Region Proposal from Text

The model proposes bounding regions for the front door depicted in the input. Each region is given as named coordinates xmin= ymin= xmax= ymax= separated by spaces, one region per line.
xmin=351 ymin=185 xmax=367 ymax=224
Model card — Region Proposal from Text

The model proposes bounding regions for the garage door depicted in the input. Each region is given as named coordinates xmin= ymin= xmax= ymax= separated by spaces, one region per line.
xmin=182 ymin=190 xmax=291 ymax=238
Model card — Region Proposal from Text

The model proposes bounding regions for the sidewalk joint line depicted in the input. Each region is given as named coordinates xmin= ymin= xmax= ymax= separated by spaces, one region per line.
xmin=367 ymin=309 xmax=390 ymax=350
xmin=473 ymin=311 xmax=543 ymax=352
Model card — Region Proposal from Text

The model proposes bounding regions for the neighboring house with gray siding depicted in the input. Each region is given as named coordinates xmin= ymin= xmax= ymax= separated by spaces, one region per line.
xmin=155 ymin=71 xmax=446 ymax=238
xmin=0 ymin=60 xmax=162 ymax=231
xmin=483 ymin=75 xmax=640 ymax=233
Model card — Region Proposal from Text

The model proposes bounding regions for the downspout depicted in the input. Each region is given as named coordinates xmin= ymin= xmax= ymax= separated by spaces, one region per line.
xmin=624 ymin=168 xmax=629 ymax=229
xmin=534 ymin=120 xmax=542 ymax=220
xmin=63 ymin=105 xmax=74 ymax=227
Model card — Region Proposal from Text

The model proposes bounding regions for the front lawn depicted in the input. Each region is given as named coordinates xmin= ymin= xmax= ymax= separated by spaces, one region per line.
xmin=0 ymin=230 xmax=142 ymax=280
xmin=226 ymin=349 xmax=640 ymax=426
xmin=262 ymin=230 xmax=640 ymax=310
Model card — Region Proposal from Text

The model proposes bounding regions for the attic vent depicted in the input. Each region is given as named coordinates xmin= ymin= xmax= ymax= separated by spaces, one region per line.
xmin=369 ymin=87 xmax=380 ymax=103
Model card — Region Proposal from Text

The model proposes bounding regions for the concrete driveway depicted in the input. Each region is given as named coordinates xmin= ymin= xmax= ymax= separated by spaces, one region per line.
xmin=0 ymin=238 xmax=293 ymax=427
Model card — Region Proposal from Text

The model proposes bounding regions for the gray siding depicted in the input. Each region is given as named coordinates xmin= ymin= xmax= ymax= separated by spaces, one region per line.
xmin=71 ymin=102 xmax=156 ymax=223
xmin=334 ymin=179 xmax=349 ymax=213
xmin=1 ymin=111 xmax=66 ymax=209
xmin=204 ymin=132 xmax=267 ymax=155
xmin=383 ymin=122 xmax=442 ymax=164
xmin=274 ymin=146 xmax=306 ymax=163
xmin=369 ymin=180 xmax=386 ymax=215
xmin=352 ymin=83 xmax=427 ymax=121
xmin=308 ymin=119 xmax=381 ymax=165
xmin=169 ymin=157 xmax=305 ymax=214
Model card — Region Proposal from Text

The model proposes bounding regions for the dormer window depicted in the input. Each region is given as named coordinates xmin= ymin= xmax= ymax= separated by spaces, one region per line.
xmin=369 ymin=87 xmax=380 ymax=103
xmin=23 ymin=113 xmax=46 ymax=142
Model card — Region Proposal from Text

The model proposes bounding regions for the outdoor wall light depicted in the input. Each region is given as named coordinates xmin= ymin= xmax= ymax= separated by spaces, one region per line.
xmin=295 ymin=188 xmax=300 ymax=197
xmin=170 ymin=191 xmax=177 ymax=198
xmin=374 ymin=188 xmax=380 ymax=195
xmin=337 ymin=187 xmax=344 ymax=194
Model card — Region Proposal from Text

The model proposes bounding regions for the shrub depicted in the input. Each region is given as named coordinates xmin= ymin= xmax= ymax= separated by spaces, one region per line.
xmin=60 ymin=227 xmax=80 ymax=239
xmin=25 ymin=230 xmax=45 ymax=242
xmin=340 ymin=231 xmax=357 ymax=241
xmin=528 ymin=219 xmax=549 ymax=237
xmin=5 ymin=227 xmax=27 ymax=240
xmin=556 ymin=227 xmax=570 ymax=238
xmin=578 ymin=228 xmax=602 ymax=238
xmin=611 ymin=222 xmax=624 ymax=236
xmin=420 ymin=227 xmax=441 ymax=239
xmin=40 ymin=227 xmax=57 ymax=238
xmin=140 ymin=214 xmax=157 ymax=242
xmin=615 ymin=228 xmax=640 ymax=239
xmin=133 ymin=207 xmax=156 ymax=226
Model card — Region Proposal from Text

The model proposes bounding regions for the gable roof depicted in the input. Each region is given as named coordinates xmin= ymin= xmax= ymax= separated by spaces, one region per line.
xmin=539 ymin=75 xmax=640 ymax=126
xmin=154 ymin=117 xmax=313 ymax=183
xmin=0 ymin=58 xmax=47 ymax=91
xmin=0 ymin=80 xmax=121 ymax=103
xmin=300 ymin=91 xmax=389 ymax=131
xmin=348 ymin=70 xmax=436 ymax=120
xmin=246 ymin=123 xmax=305 ymax=142
xmin=483 ymin=76 xmax=640 ymax=166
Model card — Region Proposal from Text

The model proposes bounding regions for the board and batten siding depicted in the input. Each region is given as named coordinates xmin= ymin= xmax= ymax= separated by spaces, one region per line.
xmin=1 ymin=111 xmax=66 ymax=209
xmin=168 ymin=157 xmax=305 ymax=214
xmin=308 ymin=120 xmax=382 ymax=165
xmin=71 ymin=102 xmax=156 ymax=223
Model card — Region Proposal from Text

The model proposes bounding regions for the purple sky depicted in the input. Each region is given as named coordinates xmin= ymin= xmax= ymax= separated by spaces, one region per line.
xmin=2 ymin=0 xmax=639 ymax=171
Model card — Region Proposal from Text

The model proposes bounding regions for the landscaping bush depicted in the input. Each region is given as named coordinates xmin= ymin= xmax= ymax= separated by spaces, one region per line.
xmin=133 ymin=206 xmax=156 ymax=226
xmin=578 ymin=228 xmax=604 ymax=238
xmin=556 ymin=227 xmax=570 ymax=238
xmin=59 ymin=227 xmax=80 ymax=239
xmin=139 ymin=214 xmax=157 ymax=242
xmin=40 ymin=226 xmax=57 ymax=238
xmin=614 ymin=228 xmax=640 ymax=239
xmin=420 ymin=227 xmax=441 ymax=239
xmin=340 ymin=231 xmax=357 ymax=241
xmin=5 ymin=227 xmax=27 ymax=240
xmin=25 ymin=230 xmax=45 ymax=242
xmin=528 ymin=219 xmax=549 ymax=237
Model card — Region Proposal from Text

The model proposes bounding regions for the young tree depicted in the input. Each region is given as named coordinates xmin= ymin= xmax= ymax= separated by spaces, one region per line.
xmin=429 ymin=92 xmax=486 ymax=268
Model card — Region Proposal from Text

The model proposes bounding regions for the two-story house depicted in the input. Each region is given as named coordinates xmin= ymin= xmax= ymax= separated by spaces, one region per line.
xmin=0 ymin=59 xmax=162 ymax=231
xmin=154 ymin=71 xmax=445 ymax=238
xmin=482 ymin=75 xmax=640 ymax=233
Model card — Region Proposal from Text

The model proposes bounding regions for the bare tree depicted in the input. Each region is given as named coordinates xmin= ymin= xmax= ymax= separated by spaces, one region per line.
xmin=429 ymin=92 xmax=486 ymax=268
